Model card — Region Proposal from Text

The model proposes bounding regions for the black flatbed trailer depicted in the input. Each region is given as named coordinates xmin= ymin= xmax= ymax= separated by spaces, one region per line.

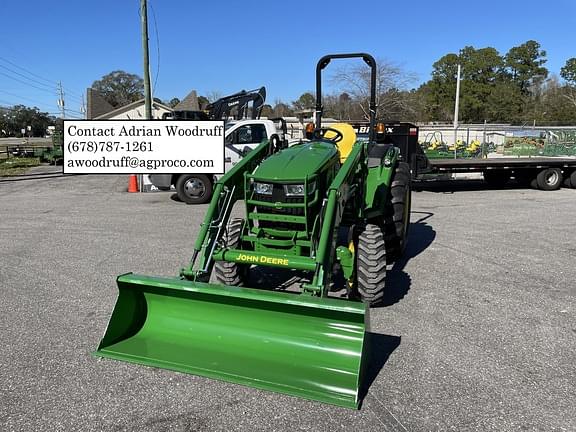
xmin=429 ymin=157 xmax=576 ymax=171
xmin=379 ymin=122 xmax=576 ymax=191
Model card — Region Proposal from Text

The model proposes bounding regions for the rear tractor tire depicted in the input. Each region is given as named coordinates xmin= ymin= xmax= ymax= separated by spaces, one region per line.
xmin=384 ymin=162 xmax=411 ymax=262
xmin=214 ymin=219 xmax=248 ymax=286
xmin=354 ymin=224 xmax=387 ymax=306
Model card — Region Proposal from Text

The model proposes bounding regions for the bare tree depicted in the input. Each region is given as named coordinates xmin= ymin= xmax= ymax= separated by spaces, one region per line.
xmin=206 ymin=90 xmax=223 ymax=103
xmin=322 ymin=93 xmax=359 ymax=120
xmin=272 ymin=98 xmax=294 ymax=117
xmin=330 ymin=58 xmax=418 ymax=119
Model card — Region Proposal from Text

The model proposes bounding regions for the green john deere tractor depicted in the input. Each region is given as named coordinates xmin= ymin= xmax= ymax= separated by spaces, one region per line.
xmin=95 ymin=53 xmax=412 ymax=409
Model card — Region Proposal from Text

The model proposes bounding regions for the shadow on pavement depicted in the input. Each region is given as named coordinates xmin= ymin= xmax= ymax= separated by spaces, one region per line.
xmin=359 ymin=212 xmax=436 ymax=404
xmin=359 ymin=333 xmax=402 ymax=405
xmin=247 ymin=211 xmax=437 ymax=306
xmin=378 ymin=211 xmax=437 ymax=307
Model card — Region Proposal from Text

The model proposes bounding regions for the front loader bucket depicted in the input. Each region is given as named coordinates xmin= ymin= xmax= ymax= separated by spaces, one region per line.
xmin=95 ymin=273 xmax=368 ymax=409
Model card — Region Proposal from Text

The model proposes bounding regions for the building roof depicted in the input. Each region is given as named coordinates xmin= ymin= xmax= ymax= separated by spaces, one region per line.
xmin=173 ymin=90 xmax=199 ymax=111
xmin=86 ymin=89 xmax=115 ymax=119
xmin=94 ymin=98 xmax=172 ymax=119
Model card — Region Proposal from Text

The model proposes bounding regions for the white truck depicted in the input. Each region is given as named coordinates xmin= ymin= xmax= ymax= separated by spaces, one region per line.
xmin=149 ymin=118 xmax=288 ymax=204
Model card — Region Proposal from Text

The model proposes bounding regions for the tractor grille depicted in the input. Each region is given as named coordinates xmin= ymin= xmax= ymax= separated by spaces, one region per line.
xmin=253 ymin=186 xmax=306 ymax=229
xmin=253 ymin=192 xmax=305 ymax=216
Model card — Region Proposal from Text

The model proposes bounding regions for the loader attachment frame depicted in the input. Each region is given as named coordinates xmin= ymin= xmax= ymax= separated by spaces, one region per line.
xmin=180 ymin=139 xmax=277 ymax=281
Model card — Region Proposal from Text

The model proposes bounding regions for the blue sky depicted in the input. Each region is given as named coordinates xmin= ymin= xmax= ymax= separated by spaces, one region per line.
xmin=0 ymin=0 xmax=574 ymax=117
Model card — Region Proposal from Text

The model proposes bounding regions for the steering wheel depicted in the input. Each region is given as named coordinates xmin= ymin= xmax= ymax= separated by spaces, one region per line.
xmin=313 ymin=127 xmax=344 ymax=143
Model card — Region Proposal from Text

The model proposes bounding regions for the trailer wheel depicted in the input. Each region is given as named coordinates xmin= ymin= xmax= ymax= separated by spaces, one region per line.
xmin=483 ymin=170 xmax=510 ymax=187
xmin=176 ymin=174 xmax=213 ymax=204
xmin=384 ymin=162 xmax=411 ymax=262
xmin=354 ymin=224 xmax=387 ymax=306
xmin=565 ymin=170 xmax=576 ymax=188
xmin=536 ymin=168 xmax=562 ymax=191
xmin=214 ymin=219 xmax=248 ymax=286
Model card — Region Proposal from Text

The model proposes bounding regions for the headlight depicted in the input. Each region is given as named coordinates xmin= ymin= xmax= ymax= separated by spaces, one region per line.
xmin=284 ymin=184 xmax=305 ymax=196
xmin=255 ymin=182 xmax=273 ymax=195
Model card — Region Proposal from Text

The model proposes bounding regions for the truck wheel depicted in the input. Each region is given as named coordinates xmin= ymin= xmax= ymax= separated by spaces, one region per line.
xmin=354 ymin=224 xmax=387 ymax=306
xmin=483 ymin=170 xmax=510 ymax=187
xmin=214 ymin=219 xmax=248 ymax=286
xmin=384 ymin=162 xmax=411 ymax=261
xmin=176 ymin=174 xmax=213 ymax=204
xmin=536 ymin=168 xmax=562 ymax=191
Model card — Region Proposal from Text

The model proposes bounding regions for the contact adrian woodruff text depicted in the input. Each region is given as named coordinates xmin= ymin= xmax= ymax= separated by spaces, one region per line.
xmin=67 ymin=124 xmax=225 ymax=138
xmin=63 ymin=120 xmax=225 ymax=174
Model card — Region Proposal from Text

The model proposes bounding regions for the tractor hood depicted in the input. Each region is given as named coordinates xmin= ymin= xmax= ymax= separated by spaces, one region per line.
xmin=252 ymin=141 xmax=338 ymax=181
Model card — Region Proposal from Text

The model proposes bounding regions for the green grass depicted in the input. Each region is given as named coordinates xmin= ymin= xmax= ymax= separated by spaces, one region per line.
xmin=0 ymin=157 xmax=41 ymax=176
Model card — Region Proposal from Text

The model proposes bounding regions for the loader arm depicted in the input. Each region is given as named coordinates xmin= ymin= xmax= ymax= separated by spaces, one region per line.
xmin=363 ymin=145 xmax=400 ymax=220
xmin=180 ymin=139 xmax=277 ymax=281
xmin=304 ymin=141 xmax=366 ymax=296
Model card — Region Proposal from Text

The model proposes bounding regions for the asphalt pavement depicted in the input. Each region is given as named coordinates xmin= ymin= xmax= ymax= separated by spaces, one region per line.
xmin=0 ymin=171 xmax=574 ymax=431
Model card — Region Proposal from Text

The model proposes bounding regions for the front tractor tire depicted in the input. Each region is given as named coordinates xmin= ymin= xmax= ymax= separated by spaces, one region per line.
xmin=384 ymin=162 xmax=411 ymax=262
xmin=176 ymin=174 xmax=213 ymax=204
xmin=355 ymin=224 xmax=387 ymax=306
xmin=214 ymin=219 xmax=248 ymax=286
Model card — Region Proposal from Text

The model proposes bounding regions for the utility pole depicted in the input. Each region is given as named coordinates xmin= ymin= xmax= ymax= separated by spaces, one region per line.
xmin=453 ymin=64 xmax=461 ymax=159
xmin=57 ymin=81 xmax=66 ymax=119
xmin=81 ymin=94 xmax=86 ymax=118
xmin=141 ymin=0 xmax=152 ymax=120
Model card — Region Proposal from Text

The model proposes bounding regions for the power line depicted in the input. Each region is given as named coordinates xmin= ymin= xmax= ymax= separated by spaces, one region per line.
xmin=0 ymin=101 xmax=54 ymax=113
xmin=0 ymin=98 xmax=16 ymax=106
xmin=0 ymin=63 xmax=56 ymax=90
xmin=0 ymin=70 xmax=57 ymax=95
xmin=141 ymin=0 xmax=152 ymax=119
xmin=0 ymin=56 xmax=58 ymax=86
xmin=62 ymin=86 xmax=83 ymax=99
xmin=0 ymin=57 xmax=84 ymax=106
xmin=150 ymin=0 xmax=161 ymax=94
xmin=62 ymin=93 xmax=83 ymax=104
xmin=0 ymin=89 xmax=55 ymax=108
xmin=66 ymin=109 xmax=85 ymax=115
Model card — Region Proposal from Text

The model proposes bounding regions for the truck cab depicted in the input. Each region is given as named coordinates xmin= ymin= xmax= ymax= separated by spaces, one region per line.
xmin=149 ymin=118 xmax=287 ymax=204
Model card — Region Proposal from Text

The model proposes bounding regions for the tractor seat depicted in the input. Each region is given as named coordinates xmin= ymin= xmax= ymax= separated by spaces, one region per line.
xmin=323 ymin=123 xmax=357 ymax=163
